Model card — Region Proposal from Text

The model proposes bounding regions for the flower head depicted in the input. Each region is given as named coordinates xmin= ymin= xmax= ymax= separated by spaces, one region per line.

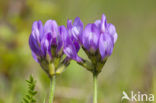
xmin=29 ymin=20 xmax=69 ymax=76
xmin=71 ymin=14 xmax=118 ymax=73
xmin=82 ymin=14 xmax=118 ymax=61
xmin=29 ymin=20 xmax=62 ymax=62
xmin=29 ymin=14 xmax=118 ymax=75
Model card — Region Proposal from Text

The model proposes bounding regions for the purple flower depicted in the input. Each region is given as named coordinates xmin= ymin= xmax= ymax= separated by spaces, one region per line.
xmin=29 ymin=19 xmax=82 ymax=64
xmin=63 ymin=37 xmax=82 ymax=62
xmin=82 ymin=14 xmax=118 ymax=60
xmin=29 ymin=20 xmax=45 ymax=62
xmin=28 ymin=14 xmax=118 ymax=74
xmin=64 ymin=17 xmax=83 ymax=62
xmin=29 ymin=20 xmax=64 ymax=63
xmin=67 ymin=17 xmax=83 ymax=43
xmin=82 ymin=23 xmax=100 ymax=52
xmin=29 ymin=20 xmax=74 ymax=76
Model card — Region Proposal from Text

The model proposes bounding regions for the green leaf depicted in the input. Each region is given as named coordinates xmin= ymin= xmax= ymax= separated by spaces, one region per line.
xmin=21 ymin=75 xmax=37 ymax=103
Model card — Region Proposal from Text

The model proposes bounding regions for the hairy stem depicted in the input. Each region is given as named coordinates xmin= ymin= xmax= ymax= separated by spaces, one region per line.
xmin=48 ymin=76 xmax=56 ymax=103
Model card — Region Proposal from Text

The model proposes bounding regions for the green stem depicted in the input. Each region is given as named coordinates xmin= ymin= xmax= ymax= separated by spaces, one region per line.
xmin=93 ymin=73 xmax=98 ymax=103
xmin=48 ymin=76 xmax=56 ymax=103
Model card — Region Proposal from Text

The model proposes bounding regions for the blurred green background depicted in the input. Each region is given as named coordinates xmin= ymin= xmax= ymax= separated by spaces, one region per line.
xmin=0 ymin=0 xmax=156 ymax=103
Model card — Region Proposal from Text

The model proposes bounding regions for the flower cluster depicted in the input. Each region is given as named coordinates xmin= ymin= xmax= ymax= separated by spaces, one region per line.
xmin=76 ymin=14 xmax=117 ymax=73
xmin=29 ymin=20 xmax=80 ymax=76
xmin=29 ymin=14 xmax=117 ymax=76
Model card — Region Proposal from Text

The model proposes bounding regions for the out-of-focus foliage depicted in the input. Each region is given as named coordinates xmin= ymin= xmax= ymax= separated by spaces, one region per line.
xmin=0 ymin=0 xmax=156 ymax=103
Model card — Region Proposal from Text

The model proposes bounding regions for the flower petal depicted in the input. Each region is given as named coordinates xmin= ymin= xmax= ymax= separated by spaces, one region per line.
xmin=67 ymin=19 xmax=81 ymax=53
xmin=57 ymin=26 xmax=68 ymax=53
xmin=70 ymin=17 xmax=83 ymax=42
xmin=41 ymin=32 xmax=52 ymax=58
xmin=44 ymin=20 xmax=58 ymax=44
xmin=94 ymin=20 xmax=101 ymax=30
xmin=73 ymin=41 xmax=80 ymax=53
xmin=67 ymin=19 xmax=73 ymax=31
xmin=99 ymin=32 xmax=114 ymax=60
xmin=107 ymin=23 xmax=118 ymax=43
xmin=59 ymin=25 xmax=68 ymax=42
xmin=101 ymin=14 xmax=107 ymax=33
xmin=63 ymin=38 xmax=82 ymax=62
xmin=32 ymin=20 xmax=43 ymax=43
xmin=82 ymin=23 xmax=100 ymax=51
xmin=29 ymin=34 xmax=42 ymax=56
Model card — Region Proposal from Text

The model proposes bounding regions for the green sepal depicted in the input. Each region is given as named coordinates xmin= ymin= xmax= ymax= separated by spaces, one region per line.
xmin=49 ymin=63 xmax=55 ymax=76
xmin=78 ymin=59 xmax=94 ymax=72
